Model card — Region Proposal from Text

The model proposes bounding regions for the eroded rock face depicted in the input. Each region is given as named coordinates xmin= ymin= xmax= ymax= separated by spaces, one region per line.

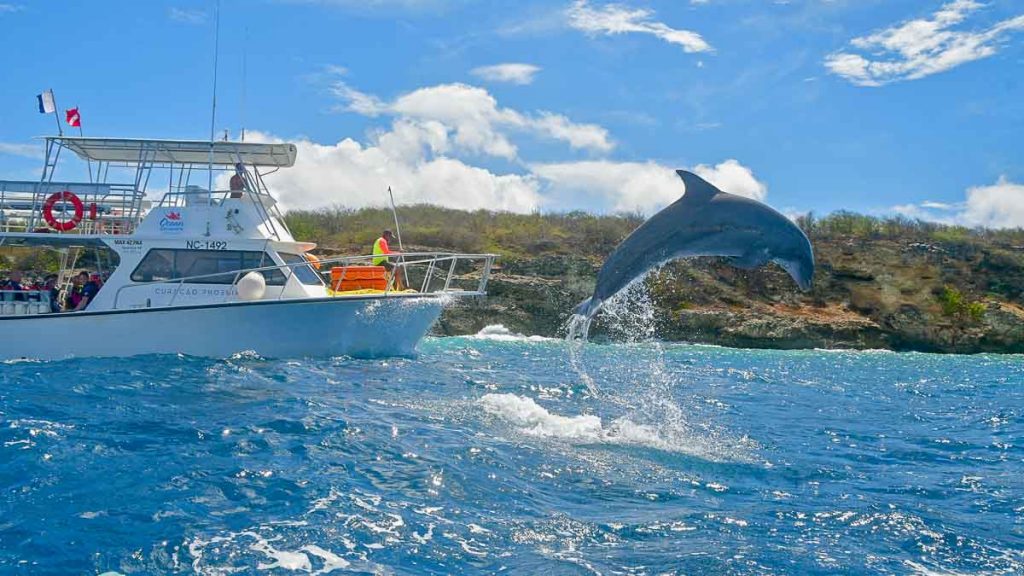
xmin=434 ymin=237 xmax=1024 ymax=353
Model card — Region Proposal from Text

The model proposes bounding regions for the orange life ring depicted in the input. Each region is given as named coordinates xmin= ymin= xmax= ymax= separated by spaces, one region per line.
xmin=42 ymin=191 xmax=84 ymax=232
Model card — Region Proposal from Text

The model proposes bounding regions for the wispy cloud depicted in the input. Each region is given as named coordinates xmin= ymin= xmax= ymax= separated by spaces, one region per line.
xmin=566 ymin=0 xmax=712 ymax=53
xmin=169 ymin=7 xmax=207 ymax=25
xmin=0 ymin=4 xmax=24 ymax=13
xmin=470 ymin=63 xmax=541 ymax=85
xmin=279 ymin=0 xmax=460 ymax=15
xmin=0 ymin=142 xmax=43 ymax=159
xmin=826 ymin=0 xmax=1024 ymax=87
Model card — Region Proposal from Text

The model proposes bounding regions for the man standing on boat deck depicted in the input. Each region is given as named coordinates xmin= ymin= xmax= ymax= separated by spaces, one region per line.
xmin=229 ymin=163 xmax=246 ymax=198
xmin=372 ymin=230 xmax=404 ymax=290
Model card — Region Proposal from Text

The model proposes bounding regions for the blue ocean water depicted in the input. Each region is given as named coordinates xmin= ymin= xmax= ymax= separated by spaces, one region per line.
xmin=2 ymin=328 xmax=1023 ymax=574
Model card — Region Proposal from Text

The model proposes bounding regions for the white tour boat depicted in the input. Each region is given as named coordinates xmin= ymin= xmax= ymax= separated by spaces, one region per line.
xmin=0 ymin=137 xmax=494 ymax=360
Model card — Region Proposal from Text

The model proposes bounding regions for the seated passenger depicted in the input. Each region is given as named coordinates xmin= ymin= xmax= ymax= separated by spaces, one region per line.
xmin=76 ymin=272 xmax=101 ymax=311
xmin=6 ymin=271 xmax=27 ymax=302
xmin=66 ymin=272 xmax=86 ymax=310
xmin=44 ymin=275 xmax=61 ymax=313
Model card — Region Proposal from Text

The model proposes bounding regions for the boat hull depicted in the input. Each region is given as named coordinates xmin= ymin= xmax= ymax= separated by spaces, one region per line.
xmin=0 ymin=296 xmax=446 ymax=361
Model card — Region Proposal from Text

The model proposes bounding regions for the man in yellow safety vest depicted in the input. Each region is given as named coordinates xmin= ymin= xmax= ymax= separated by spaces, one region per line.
xmin=372 ymin=230 xmax=404 ymax=290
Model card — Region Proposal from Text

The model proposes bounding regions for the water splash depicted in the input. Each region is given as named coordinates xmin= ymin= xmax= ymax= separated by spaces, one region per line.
xmin=470 ymin=324 xmax=556 ymax=343
xmin=553 ymin=281 xmax=753 ymax=461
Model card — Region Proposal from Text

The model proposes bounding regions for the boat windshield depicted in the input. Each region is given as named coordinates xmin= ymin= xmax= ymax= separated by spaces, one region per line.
xmin=279 ymin=253 xmax=323 ymax=286
xmin=131 ymin=249 xmax=288 ymax=285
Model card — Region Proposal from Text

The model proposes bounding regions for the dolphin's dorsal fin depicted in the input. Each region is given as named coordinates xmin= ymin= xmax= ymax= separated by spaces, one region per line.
xmin=676 ymin=170 xmax=721 ymax=203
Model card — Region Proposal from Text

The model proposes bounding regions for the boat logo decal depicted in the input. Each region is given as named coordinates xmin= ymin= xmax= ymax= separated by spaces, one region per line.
xmin=159 ymin=211 xmax=184 ymax=233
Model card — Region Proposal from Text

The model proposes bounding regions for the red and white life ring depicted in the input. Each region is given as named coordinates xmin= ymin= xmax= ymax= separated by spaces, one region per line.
xmin=42 ymin=191 xmax=84 ymax=232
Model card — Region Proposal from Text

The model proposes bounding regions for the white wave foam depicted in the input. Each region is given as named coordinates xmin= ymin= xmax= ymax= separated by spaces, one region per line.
xmin=470 ymin=324 xmax=555 ymax=343
xmin=188 ymin=529 xmax=351 ymax=575
xmin=480 ymin=393 xmax=602 ymax=439
xmin=480 ymin=393 xmax=686 ymax=453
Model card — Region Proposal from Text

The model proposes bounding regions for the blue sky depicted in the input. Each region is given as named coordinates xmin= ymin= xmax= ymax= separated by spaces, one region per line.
xmin=1 ymin=0 xmax=1022 ymax=225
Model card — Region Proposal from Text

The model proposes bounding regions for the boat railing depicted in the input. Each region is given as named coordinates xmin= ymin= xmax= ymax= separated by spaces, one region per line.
xmin=155 ymin=186 xmax=289 ymax=240
xmin=0 ymin=180 xmax=146 ymax=235
xmin=0 ymin=290 xmax=55 ymax=316
xmin=155 ymin=187 xmax=261 ymax=208
xmin=110 ymin=251 xmax=497 ymax=310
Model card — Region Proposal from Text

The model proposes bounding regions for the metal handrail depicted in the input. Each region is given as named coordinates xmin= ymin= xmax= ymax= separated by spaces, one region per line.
xmin=110 ymin=251 xmax=496 ymax=310
xmin=0 ymin=180 xmax=145 ymax=235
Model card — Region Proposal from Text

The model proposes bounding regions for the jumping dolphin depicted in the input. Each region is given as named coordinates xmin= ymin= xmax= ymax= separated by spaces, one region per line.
xmin=574 ymin=169 xmax=814 ymax=320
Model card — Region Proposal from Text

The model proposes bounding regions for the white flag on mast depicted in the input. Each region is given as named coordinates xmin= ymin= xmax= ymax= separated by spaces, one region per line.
xmin=36 ymin=90 xmax=56 ymax=114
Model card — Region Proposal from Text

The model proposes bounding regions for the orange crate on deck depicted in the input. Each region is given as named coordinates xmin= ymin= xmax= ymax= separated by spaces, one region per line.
xmin=334 ymin=278 xmax=389 ymax=291
xmin=331 ymin=266 xmax=388 ymax=291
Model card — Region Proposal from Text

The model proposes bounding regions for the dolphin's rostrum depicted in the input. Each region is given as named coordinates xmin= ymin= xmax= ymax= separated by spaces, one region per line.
xmin=575 ymin=170 xmax=814 ymax=320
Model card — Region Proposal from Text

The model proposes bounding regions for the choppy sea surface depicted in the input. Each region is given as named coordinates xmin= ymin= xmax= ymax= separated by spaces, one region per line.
xmin=2 ymin=322 xmax=1023 ymax=574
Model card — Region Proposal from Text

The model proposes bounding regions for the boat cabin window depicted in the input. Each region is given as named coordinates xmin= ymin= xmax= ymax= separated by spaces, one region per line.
xmin=130 ymin=249 xmax=287 ymax=285
xmin=278 ymin=253 xmax=324 ymax=286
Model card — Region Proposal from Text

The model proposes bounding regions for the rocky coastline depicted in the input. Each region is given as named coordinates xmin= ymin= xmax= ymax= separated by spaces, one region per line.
xmin=433 ymin=240 xmax=1024 ymax=354
xmin=293 ymin=206 xmax=1024 ymax=354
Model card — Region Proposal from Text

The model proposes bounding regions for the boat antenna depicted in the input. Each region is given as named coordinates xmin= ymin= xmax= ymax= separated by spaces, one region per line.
xmin=387 ymin=186 xmax=410 ymax=287
xmin=240 ymin=26 xmax=248 ymax=142
xmin=387 ymin=186 xmax=405 ymax=250
xmin=207 ymin=0 xmax=221 ymax=236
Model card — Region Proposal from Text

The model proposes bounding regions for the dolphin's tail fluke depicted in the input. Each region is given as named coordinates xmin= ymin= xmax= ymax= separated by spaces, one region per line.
xmin=573 ymin=296 xmax=602 ymax=320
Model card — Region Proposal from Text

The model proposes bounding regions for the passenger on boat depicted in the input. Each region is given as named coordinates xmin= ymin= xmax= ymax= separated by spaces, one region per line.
xmin=229 ymin=163 xmax=246 ymax=198
xmin=75 ymin=272 xmax=101 ymax=311
xmin=372 ymin=230 xmax=405 ymax=290
xmin=66 ymin=272 xmax=85 ymax=310
xmin=44 ymin=275 xmax=61 ymax=313
xmin=3 ymin=271 xmax=27 ymax=301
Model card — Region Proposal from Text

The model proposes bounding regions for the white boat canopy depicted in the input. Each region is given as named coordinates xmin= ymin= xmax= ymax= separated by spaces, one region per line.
xmin=51 ymin=137 xmax=297 ymax=168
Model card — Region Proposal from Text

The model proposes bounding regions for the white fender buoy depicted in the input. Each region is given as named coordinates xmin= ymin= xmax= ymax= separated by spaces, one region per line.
xmin=237 ymin=271 xmax=266 ymax=301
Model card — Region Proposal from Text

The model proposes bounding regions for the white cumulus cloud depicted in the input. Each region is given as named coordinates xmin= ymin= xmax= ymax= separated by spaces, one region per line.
xmin=332 ymin=81 xmax=613 ymax=159
xmin=566 ymin=0 xmax=712 ymax=53
xmin=960 ymin=177 xmax=1024 ymax=229
xmin=471 ymin=63 xmax=542 ymax=85
xmin=692 ymin=159 xmax=767 ymax=202
xmin=826 ymin=0 xmax=1024 ymax=86
xmin=531 ymin=159 xmax=767 ymax=214
xmin=264 ymin=78 xmax=765 ymax=216
xmin=890 ymin=177 xmax=1024 ymax=229
xmin=242 ymin=130 xmax=542 ymax=213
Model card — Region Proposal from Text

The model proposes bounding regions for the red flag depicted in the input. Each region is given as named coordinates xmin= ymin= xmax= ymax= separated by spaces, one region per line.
xmin=65 ymin=107 xmax=81 ymax=128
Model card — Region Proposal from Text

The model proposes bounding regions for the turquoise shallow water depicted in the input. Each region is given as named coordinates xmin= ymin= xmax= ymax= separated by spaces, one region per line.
xmin=1 ymin=330 xmax=1022 ymax=574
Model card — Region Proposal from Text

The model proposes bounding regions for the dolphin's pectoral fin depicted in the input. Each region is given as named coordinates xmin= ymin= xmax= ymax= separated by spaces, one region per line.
xmin=773 ymin=256 xmax=814 ymax=292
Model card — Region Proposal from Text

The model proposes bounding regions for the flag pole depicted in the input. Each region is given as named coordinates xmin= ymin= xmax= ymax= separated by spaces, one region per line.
xmin=48 ymin=89 xmax=63 ymax=137
xmin=76 ymin=104 xmax=93 ymax=183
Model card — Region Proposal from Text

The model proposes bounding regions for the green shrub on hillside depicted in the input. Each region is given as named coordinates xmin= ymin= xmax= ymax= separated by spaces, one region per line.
xmin=938 ymin=285 xmax=986 ymax=321
xmin=285 ymin=204 xmax=1024 ymax=258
